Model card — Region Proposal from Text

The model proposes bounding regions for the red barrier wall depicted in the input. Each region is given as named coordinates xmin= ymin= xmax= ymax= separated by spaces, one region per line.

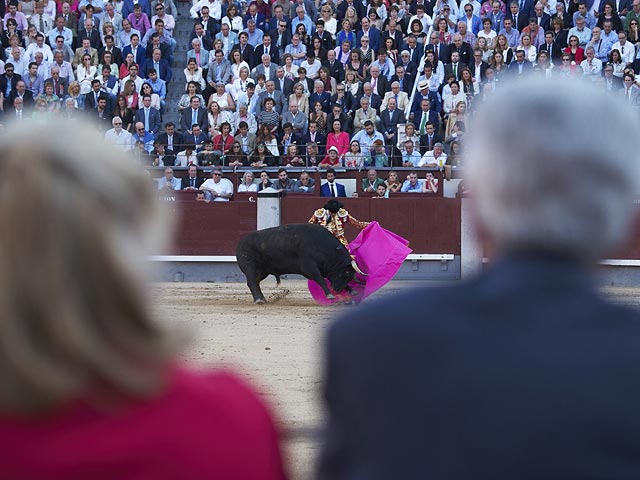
xmin=162 ymin=192 xmax=257 ymax=255
xmin=281 ymin=196 xmax=461 ymax=255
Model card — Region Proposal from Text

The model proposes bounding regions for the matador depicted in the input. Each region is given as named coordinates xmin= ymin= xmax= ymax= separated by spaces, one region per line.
xmin=308 ymin=199 xmax=369 ymax=248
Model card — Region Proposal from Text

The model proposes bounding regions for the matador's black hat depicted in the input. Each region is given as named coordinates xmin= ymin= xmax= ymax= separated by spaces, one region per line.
xmin=324 ymin=199 xmax=344 ymax=213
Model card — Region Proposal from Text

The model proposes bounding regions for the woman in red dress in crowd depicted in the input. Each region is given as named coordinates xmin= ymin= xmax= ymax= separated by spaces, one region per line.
xmin=325 ymin=119 xmax=351 ymax=159
xmin=212 ymin=121 xmax=235 ymax=157
xmin=0 ymin=122 xmax=287 ymax=480
xmin=563 ymin=35 xmax=585 ymax=64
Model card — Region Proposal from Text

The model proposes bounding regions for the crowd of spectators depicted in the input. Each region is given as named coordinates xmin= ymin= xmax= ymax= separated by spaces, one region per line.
xmin=2 ymin=0 xmax=639 ymax=195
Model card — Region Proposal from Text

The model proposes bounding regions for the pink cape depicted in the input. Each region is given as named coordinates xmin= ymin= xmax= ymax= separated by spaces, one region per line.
xmin=308 ymin=222 xmax=412 ymax=305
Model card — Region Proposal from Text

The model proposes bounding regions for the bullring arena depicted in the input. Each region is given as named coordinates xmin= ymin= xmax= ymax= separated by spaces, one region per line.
xmin=151 ymin=279 xmax=640 ymax=480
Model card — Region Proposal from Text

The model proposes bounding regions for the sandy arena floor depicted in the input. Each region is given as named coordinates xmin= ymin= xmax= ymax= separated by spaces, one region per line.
xmin=151 ymin=280 xmax=640 ymax=480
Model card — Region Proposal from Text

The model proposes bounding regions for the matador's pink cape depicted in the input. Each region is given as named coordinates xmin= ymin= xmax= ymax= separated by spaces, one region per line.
xmin=308 ymin=222 xmax=412 ymax=305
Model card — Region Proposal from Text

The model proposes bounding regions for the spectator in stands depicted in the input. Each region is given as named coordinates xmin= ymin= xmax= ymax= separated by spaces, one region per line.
xmin=581 ymin=46 xmax=603 ymax=78
xmin=121 ymin=80 xmax=139 ymax=110
xmin=207 ymin=99 xmax=232 ymax=138
xmin=257 ymin=122 xmax=280 ymax=156
xmin=285 ymin=33 xmax=307 ymax=66
xmin=157 ymin=166 xmax=181 ymax=190
xmin=293 ymin=171 xmax=316 ymax=192
xmin=133 ymin=121 xmax=155 ymax=152
xmin=622 ymin=72 xmax=640 ymax=106
xmin=320 ymin=167 xmax=346 ymax=197
xmin=379 ymin=97 xmax=405 ymax=152
xmin=181 ymin=164 xmax=204 ymax=191
xmin=326 ymin=118 xmax=350 ymax=159
xmin=235 ymin=79 xmax=259 ymax=115
xmin=380 ymin=171 xmax=399 ymax=194
xmin=184 ymin=59 xmax=206 ymax=92
xmin=281 ymin=101 xmax=307 ymax=136
xmin=187 ymin=38 xmax=210 ymax=71
xmin=104 ymin=115 xmax=134 ymax=150
xmin=361 ymin=168 xmax=385 ymax=193
xmin=397 ymin=123 xmax=420 ymax=155
xmin=279 ymin=123 xmax=296 ymax=154
xmin=419 ymin=141 xmax=448 ymax=167
xmin=568 ymin=16 xmax=591 ymax=48
xmin=250 ymin=142 xmax=276 ymax=167
xmin=134 ymin=94 xmax=161 ymax=136
xmin=448 ymin=139 xmax=464 ymax=167
xmin=151 ymin=141 xmax=176 ymax=167
xmin=353 ymin=96 xmax=377 ymax=134
xmin=306 ymin=141 xmax=321 ymax=168
xmin=67 ymin=80 xmax=85 ymax=109
xmin=352 ymin=119 xmax=384 ymax=153
xmin=420 ymin=171 xmax=438 ymax=192
xmin=273 ymin=167 xmax=296 ymax=191
xmin=196 ymin=139 xmax=218 ymax=166
xmin=326 ymin=102 xmax=351 ymax=134
xmin=343 ymin=140 xmax=366 ymax=169
xmin=8 ymin=80 xmax=34 ymax=110
xmin=369 ymin=139 xmax=389 ymax=167
xmin=238 ymin=170 xmax=258 ymax=192
xmin=234 ymin=120 xmax=257 ymax=157
xmin=200 ymin=168 xmax=234 ymax=201
xmin=205 ymin=49 xmax=233 ymax=98
xmin=128 ymin=3 xmax=151 ymax=39
xmin=157 ymin=122 xmax=183 ymax=153
xmin=255 ymin=170 xmax=272 ymax=190
xmin=213 ymin=121 xmax=234 ymax=156
xmin=399 ymin=171 xmax=421 ymax=192
xmin=175 ymin=144 xmax=198 ymax=167
xmin=402 ymin=140 xmax=422 ymax=167
xmin=181 ymin=95 xmax=208 ymax=135
xmin=76 ymin=53 xmax=98 ymax=94
xmin=257 ymin=97 xmax=280 ymax=132
xmin=227 ymin=141 xmax=250 ymax=167
xmin=178 ymin=81 xmax=204 ymax=113
xmin=445 ymin=120 xmax=466 ymax=151
xmin=611 ymin=30 xmax=636 ymax=65
xmin=318 ymin=145 xmax=340 ymax=168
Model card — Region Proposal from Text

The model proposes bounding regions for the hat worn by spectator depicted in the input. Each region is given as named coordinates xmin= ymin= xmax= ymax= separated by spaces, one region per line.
xmin=328 ymin=146 xmax=339 ymax=153
xmin=373 ymin=139 xmax=384 ymax=146
xmin=433 ymin=142 xmax=444 ymax=148
xmin=418 ymin=80 xmax=429 ymax=90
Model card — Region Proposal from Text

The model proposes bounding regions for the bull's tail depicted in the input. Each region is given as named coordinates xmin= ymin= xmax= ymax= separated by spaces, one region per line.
xmin=275 ymin=274 xmax=281 ymax=286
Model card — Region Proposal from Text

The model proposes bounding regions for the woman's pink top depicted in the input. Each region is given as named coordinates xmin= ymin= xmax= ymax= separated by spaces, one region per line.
xmin=326 ymin=131 xmax=350 ymax=157
xmin=0 ymin=368 xmax=287 ymax=480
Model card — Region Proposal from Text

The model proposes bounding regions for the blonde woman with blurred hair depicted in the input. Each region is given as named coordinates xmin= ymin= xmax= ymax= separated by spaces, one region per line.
xmin=0 ymin=121 xmax=287 ymax=480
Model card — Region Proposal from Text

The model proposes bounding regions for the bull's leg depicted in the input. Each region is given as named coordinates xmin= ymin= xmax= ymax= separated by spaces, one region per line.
xmin=248 ymin=270 xmax=270 ymax=304
xmin=238 ymin=261 xmax=268 ymax=304
xmin=301 ymin=262 xmax=335 ymax=300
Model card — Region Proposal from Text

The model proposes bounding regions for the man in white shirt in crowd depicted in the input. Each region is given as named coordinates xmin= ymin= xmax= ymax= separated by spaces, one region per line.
xmin=580 ymin=46 xmax=602 ymax=79
xmin=104 ymin=116 xmax=134 ymax=150
xmin=200 ymin=168 xmax=234 ymax=201
xmin=418 ymin=142 xmax=448 ymax=167
xmin=611 ymin=30 xmax=636 ymax=65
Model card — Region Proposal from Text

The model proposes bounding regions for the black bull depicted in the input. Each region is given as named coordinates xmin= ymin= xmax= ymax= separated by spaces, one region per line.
xmin=236 ymin=224 xmax=357 ymax=304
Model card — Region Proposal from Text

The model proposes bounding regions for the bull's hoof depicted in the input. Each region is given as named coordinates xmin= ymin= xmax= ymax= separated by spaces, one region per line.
xmin=326 ymin=293 xmax=336 ymax=300
xmin=255 ymin=298 xmax=266 ymax=305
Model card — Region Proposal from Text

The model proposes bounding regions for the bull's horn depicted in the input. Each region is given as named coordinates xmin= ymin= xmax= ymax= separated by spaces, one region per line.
xmin=351 ymin=260 xmax=367 ymax=276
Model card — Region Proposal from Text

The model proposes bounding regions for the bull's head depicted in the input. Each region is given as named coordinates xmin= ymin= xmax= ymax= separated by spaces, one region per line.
xmin=327 ymin=266 xmax=356 ymax=294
